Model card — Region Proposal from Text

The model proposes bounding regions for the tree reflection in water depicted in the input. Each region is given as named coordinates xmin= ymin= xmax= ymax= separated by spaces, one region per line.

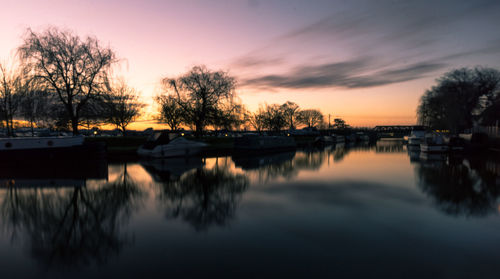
xmin=233 ymin=151 xmax=297 ymax=183
xmin=416 ymin=156 xmax=500 ymax=217
xmin=0 ymin=163 xmax=144 ymax=268
xmin=153 ymin=159 xmax=248 ymax=231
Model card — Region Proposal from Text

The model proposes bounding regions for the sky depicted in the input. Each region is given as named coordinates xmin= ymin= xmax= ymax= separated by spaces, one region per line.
xmin=1 ymin=0 xmax=500 ymax=127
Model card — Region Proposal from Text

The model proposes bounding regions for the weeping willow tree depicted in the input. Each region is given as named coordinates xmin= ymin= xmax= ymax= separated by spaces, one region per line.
xmin=18 ymin=27 xmax=117 ymax=135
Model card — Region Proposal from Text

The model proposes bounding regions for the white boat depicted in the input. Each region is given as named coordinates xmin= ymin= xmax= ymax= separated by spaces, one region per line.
xmin=0 ymin=135 xmax=84 ymax=151
xmin=420 ymin=133 xmax=449 ymax=153
xmin=137 ymin=132 xmax=207 ymax=158
xmin=0 ymin=135 xmax=105 ymax=162
xmin=408 ymin=126 xmax=426 ymax=147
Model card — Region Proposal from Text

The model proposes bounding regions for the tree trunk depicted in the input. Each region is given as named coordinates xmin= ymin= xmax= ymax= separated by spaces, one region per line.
xmin=195 ymin=121 xmax=203 ymax=138
xmin=71 ymin=117 xmax=79 ymax=135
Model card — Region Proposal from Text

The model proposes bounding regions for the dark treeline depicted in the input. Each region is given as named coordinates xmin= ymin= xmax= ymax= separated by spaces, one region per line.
xmin=0 ymin=27 xmax=341 ymax=137
xmin=417 ymin=67 xmax=500 ymax=134
xmin=155 ymin=67 xmax=348 ymax=136
xmin=0 ymin=27 xmax=144 ymax=136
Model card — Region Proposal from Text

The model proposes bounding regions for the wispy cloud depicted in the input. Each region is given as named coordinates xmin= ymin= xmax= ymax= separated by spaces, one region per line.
xmin=242 ymin=60 xmax=446 ymax=90
xmin=233 ymin=0 xmax=500 ymax=91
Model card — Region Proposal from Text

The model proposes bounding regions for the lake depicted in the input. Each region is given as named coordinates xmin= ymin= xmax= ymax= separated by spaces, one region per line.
xmin=1 ymin=140 xmax=499 ymax=278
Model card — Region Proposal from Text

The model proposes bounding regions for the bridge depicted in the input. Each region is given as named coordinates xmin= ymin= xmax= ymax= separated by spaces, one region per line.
xmin=373 ymin=125 xmax=423 ymax=132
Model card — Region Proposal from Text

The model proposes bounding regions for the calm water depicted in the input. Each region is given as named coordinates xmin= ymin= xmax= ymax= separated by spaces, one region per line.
xmin=1 ymin=141 xmax=500 ymax=278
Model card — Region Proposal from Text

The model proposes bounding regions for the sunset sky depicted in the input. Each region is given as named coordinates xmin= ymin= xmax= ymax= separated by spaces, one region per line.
xmin=1 ymin=0 xmax=500 ymax=127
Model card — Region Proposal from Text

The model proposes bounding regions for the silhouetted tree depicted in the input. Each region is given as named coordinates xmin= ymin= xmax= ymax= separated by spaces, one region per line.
xmin=248 ymin=106 xmax=267 ymax=133
xmin=162 ymin=65 xmax=236 ymax=137
xmin=481 ymin=93 xmax=500 ymax=125
xmin=297 ymin=109 xmax=324 ymax=128
xmin=18 ymin=27 xmax=117 ymax=135
xmin=101 ymin=79 xmax=144 ymax=135
xmin=155 ymin=94 xmax=185 ymax=131
xmin=0 ymin=62 xmax=24 ymax=137
xmin=213 ymin=103 xmax=246 ymax=131
xmin=280 ymin=101 xmax=300 ymax=130
xmin=19 ymin=89 xmax=55 ymax=135
xmin=333 ymin=118 xmax=349 ymax=129
xmin=263 ymin=104 xmax=287 ymax=132
xmin=417 ymin=67 xmax=500 ymax=133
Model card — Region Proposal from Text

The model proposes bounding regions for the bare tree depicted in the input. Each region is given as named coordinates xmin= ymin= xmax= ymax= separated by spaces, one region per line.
xmin=280 ymin=101 xmax=300 ymax=130
xmin=213 ymin=103 xmax=246 ymax=131
xmin=102 ymin=80 xmax=144 ymax=135
xmin=333 ymin=118 xmax=349 ymax=129
xmin=248 ymin=106 xmax=267 ymax=133
xmin=263 ymin=104 xmax=287 ymax=132
xmin=0 ymin=62 xmax=24 ymax=137
xmin=18 ymin=27 xmax=117 ymax=135
xmin=162 ymin=65 xmax=236 ymax=137
xmin=297 ymin=109 xmax=324 ymax=128
xmin=155 ymin=94 xmax=185 ymax=131
xmin=19 ymin=89 xmax=56 ymax=136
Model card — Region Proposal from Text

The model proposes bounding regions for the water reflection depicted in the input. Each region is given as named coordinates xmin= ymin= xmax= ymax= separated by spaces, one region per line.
xmin=146 ymin=159 xmax=249 ymax=231
xmin=415 ymin=155 xmax=500 ymax=217
xmin=0 ymin=163 xmax=143 ymax=268
xmin=0 ymin=159 xmax=107 ymax=188
xmin=233 ymin=151 xmax=297 ymax=182
xmin=376 ymin=140 xmax=406 ymax=153
xmin=0 ymin=142 xmax=499 ymax=277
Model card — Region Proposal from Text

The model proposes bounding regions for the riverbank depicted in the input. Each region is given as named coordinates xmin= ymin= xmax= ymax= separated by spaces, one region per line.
xmin=85 ymin=135 xmax=321 ymax=159
xmin=85 ymin=134 xmax=500 ymax=159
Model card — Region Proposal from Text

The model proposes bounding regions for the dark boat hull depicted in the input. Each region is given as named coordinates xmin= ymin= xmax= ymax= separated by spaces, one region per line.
xmin=0 ymin=142 xmax=106 ymax=163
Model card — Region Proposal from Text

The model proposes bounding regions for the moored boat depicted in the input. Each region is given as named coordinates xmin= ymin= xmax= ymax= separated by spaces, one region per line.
xmin=408 ymin=126 xmax=427 ymax=147
xmin=137 ymin=132 xmax=207 ymax=158
xmin=0 ymin=135 xmax=105 ymax=161
xmin=420 ymin=133 xmax=449 ymax=153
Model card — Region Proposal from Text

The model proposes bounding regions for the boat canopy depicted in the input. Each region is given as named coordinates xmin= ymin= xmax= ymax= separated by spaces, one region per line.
xmin=142 ymin=132 xmax=179 ymax=150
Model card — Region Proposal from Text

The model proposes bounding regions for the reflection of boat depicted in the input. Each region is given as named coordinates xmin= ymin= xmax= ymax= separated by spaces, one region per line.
xmin=421 ymin=133 xmax=449 ymax=153
xmin=232 ymin=150 xmax=296 ymax=170
xmin=0 ymin=159 xmax=107 ymax=188
xmin=408 ymin=126 xmax=426 ymax=147
xmin=314 ymin=136 xmax=334 ymax=146
xmin=449 ymin=136 xmax=465 ymax=151
xmin=234 ymin=135 xmax=296 ymax=152
xmin=333 ymin=135 xmax=345 ymax=144
xmin=137 ymin=132 xmax=207 ymax=158
xmin=0 ymin=136 xmax=105 ymax=161
xmin=420 ymin=152 xmax=447 ymax=161
xmin=140 ymin=157 xmax=204 ymax=181
xmin=356 ymin=132 xmax=370 ymax=142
